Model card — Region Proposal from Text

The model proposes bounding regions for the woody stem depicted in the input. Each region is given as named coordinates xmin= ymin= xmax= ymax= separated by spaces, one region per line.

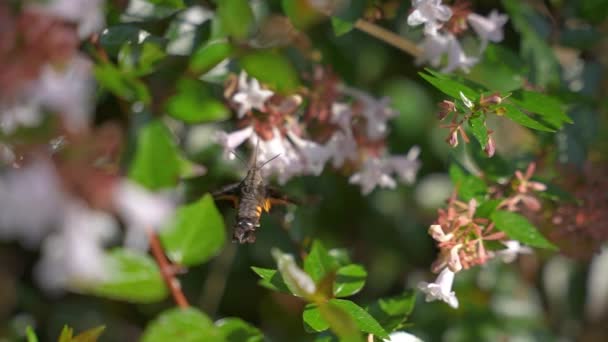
xmin=354 ymin=19 xmax=422 ymax=57
xmin=147 ymin=228 xmax=190 ymax=308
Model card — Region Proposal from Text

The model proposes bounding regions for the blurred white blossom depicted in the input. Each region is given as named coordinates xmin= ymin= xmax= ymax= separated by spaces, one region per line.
xmin=35 ymin=200 xmax=117 ymax=292
xmin=216 ymin=125 xmax=255 ymax=159
xmin=341 ymin=87 xmax=397 ymax=140
xmin=384 ymin=331 xmax=425 ymax=342
xmin=418 ymin=268 xmax=459 ymax=308
xmin=388 ymin=146 xmax=422 ymax=184
xmin=0 ymin=100 xmax=42 ymax=135
xmin=407 ymin=0 xmax=452 ymax=36
xmin=349 ymin=157 xmax=398 ymax=195
xmin=467 ymin=10 xmax=508 ymax=51
xmin=417 ymin=33 xmax=478 ymax=73
xmin=28 ymin=0 xmax=105 ymax=38
xmin=495 ymin=240 xmax=533 ymax=263
xmin=232 ymin=71 xmax=274 ymax=118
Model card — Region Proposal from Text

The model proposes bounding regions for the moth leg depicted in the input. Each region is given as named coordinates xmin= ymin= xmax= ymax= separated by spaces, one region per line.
xmin=266 ymin=187 xmax=299 ymax=206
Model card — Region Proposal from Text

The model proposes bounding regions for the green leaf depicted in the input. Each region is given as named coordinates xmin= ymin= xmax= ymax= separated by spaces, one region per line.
xmin=128 ymin=121 xmax=181 ymax=190
xmin=216 ymin=318 xmax=263 ymax=342
xmin=303 ymin=304 xmax=330 ymax=332
xmin=304 ymin=240 xmax=338 ymax=283
xmin=317 ymin=301 xmax=361 ymax=342
xmin=145 ymin=0 xmax=185 ymax=8
xmin=500 ymin=103 xmax=555 ymax=132
xmin=282 ymin=0 xmax=323 ymax=30
xmin=160 ymin=194 xmax=225 ymax=266
xmin=189 ymin=40 xmax=234 ymax=75
xmin=86 ymin=248 xmax=168 ymax=303
xmin=72 ymin=326 xmax=105 ymax=342
xmin=331 ymin=299 xmax=388 ymax=338
xmin=448 ymin=164 xmax=487 ymax=202
xmin=272 ymin=249 xmax=317 ymax=299
xmin=240 ymin=51 xmax=299 ymax=93
xmin=366 ymin=291 xmax=416 ymax=333
xmin=509 ymin=90 xmax=572 ymax=129
xmin=94 ymin=63 xmax=151 ymax=104
xmin=475 ymin=199 xmax=502 ymax=219
xmin=26 ymin=326 xmax=38 ymax=342
xmin=118 ymin=41 xmax=167 ymax=77
xmin=330 ymin=0 xmax=365 ymax=36
xmin=468 ymin=114 xmax=488 ymax=149
xmin=58 ymin=326 xmax=73 ymax=342
xmin=141 ymin=308 xmax=222 ymax=342
xmin=334 ymin=264 xmax=367 ymax=297
xmin=491 ymin=210 xmax=558 ymax=250
xmin=217 ymin=0 xmax=254 ymax=40
xmin=250 ymin=267 xmax=291 ymax=293
xmin=166 ymin=78 xmax=229 ymax=124
xmin=99 ymin=25 xmax=141 ymax=57
xmin=419 ymin=69 xmax=479 ymax=101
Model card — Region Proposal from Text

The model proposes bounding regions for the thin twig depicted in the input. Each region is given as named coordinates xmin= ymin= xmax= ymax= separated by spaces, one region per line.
xmin=354 ymin=19 xmax=422 ymax=58
xmin=147 ymin=228 xmax=190 ymax=308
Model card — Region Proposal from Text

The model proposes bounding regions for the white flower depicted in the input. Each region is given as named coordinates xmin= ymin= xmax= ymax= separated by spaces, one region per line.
xmin=416 ymin=33 xmax=478 ymax=73
xmin=495 ymin=240 xmax=533 ymax=263
xmin=0 ymin=100 xmax=42 ymax=134
xmin=35 ymin=200 xmax=117 ymax=293
xmin=349 ymin=157 xmax=397 ymax=195
xmin=232 ymin=72 xmax=274 ymax=118
xmin=216 ymin=125 xmax=254 ymax=159
xmin=330 ymin=102 xmax=353 ymax=131
xmin=387 ymin=146 xmax=421 ymax=184
xmin=112 ymin=180 xmax=175 ymax=249
xmin=252 ymin=130 xmax=302 ymax=184
xmin=467 ymin=10 xmax=508 ymax=51
xmin=459 ymin=91 xmax=474 ymax=109
xmin=342 ymin=87 xmax=397 ymax=139
xmin=33 ymin=55 xmax=95 ymax=133
xmin=326 ymin=130 xmax=358 ymax=168
xmin=28 ymin=0 xmax=105 ymax=38
xmin=0 ymin=159 xmax=65 ymax=248
xmin=287 ymin=130 xmax=331 ymax=176
xmin=418 ymin=268 xmax=459 ymax=308
xmin=428 ymin=224 xmax=453 ymax=242
xmin=384 ymin=331 xmax=425 ymax=342
xmin=407 ymin=0 xmax=453 ymax=36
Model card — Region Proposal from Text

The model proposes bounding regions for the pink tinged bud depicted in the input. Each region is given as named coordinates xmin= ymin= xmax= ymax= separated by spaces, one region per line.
xmin=525 ymin=162 xmax=536 ymax=179
xmin=447 ymin=130 xmax=459 ymax=147
xmin=429 ymin=224 xmax=453 ymax=242
xmin=529 ymin=181 xmax=547 ymax=192
xmin=484 ymin=136 xmax=496 ymax=157
xmin=448 ymin=244 xmax=463 ymax=272
xmin=437 ymin=100 xmax=456 ymax=120
xmin=480 ymin=92 xmax=503 ymax=106
xmin=521 ymin=195 xmax=542 ymax=211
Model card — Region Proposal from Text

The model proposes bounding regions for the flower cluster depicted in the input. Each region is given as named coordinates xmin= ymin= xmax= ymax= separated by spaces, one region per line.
xmin=436 ymin=91 xmax=504 ymax=156
xmin=407 ymin=0 xmax=508 ymax=73
xmin=0 ymin=1 xmax=176 ymax=293
xmin=418 ymin=163 xmax=544 ymax=308
xmin=217 ymin=68 xmax=421 ymax=194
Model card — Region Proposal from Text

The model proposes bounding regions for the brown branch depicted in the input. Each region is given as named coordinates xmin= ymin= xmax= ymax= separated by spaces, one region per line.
xmin=147 ymin=228 xmax=190 ymax=308
xmin=354 ymin=19 xmax=422 ymax=58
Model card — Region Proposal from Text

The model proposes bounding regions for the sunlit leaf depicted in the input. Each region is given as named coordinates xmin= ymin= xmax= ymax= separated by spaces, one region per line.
xmin=468 ymin=114 xmax=488 ymax=149
xmin=166 ymin=78 xmax=229 ymax=124
xmin=304 ymin=240 xmax=338 ymax=283
xmin=366 ymin=291 xmax=416 ymax=333
xmin=141 ymin=308 xmax=221 ymax=342
xmin=240 ymin=51 xmax=299 ymax=93
xmin=448 ymin=164 xmax=487 ymax=201
xmin=491 ymin=210 xmax=558 ymax=250
xmin=216 ymin=318 xmax=263 ymax=342
xmin=160 ymin=194 xmax=225 ymax=266
xmin=217 ymin=0 xmax=254 ymax=40
xmin=189 ymin=40 xmax=233 ymax=75
xmin=251 ymin=267 xmax=291 ymax=293
xmin=334 ymin=264 xmax=367 ymax=298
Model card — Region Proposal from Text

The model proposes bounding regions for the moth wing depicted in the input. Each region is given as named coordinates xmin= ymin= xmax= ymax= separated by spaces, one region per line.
xmin=212 ymin=182 xmax=241 ymax=208
xmin=266 ymin=186 xmax=299 ymax=206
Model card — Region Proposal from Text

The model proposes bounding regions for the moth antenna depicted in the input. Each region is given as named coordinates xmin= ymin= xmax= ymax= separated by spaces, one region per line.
xmin=250 ymin=137 xmax=260 ymax=168
xmin=229 ymin=150 xmax=247 ymax=166
xmin=257 ymin=153 xmax=281 ymax=169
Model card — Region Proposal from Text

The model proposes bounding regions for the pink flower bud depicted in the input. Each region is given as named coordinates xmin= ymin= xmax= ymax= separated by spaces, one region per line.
xmin=484 ymin=136 xmax=496 ymax=157
xmin=447 ymin=130 xmax=459 ymax=147
xmin=437 ymin=100 xmax=455 ymax=120
xmin=480 ymin=92 xmax=503 ymax=106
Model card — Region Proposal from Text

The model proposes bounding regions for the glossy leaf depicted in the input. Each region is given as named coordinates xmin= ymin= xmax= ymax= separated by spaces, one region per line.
xmin=190 ymin=40 xmax=233 ymax=75
xmin=304 ymin=240 xmax=338 ymax=283
xmin=86 ymin=249 xmax=168 ymax=303
xmin=468 ymin=114 xmax=488 ymax=149
xmin=366 ymin=291 xmax=416 ymax=333
xmin=491 ymin=210 xmax=558 ymax=250
xmin=160 ymin=194 xmax=225 ymax=266
xmin=272 ymin=249 xmax=317 ymax=299
xmin=166 ymin=78 xmax=229 ymax=124
xmin=251 ymin=267 xmax=291 ymax=293
xmin=128 ymin=121 xmax=181 ymax=190
xmin=240 ymin=51 xmax=299 ymax=93
xmin=145 ymin=0 xmax=185 ymax=8
xmin=217 ymin=0 xmax=254 ymax=40
xmin=94 ymin=63 xmax=151 ymax=104
xmin=303 ymin=304 xmax=330 ymax=332
xmin=419 ymin=69 xmax=479 ymax=101
xmin=118 ymin=41 xmax=166 ymax=77
xmin=216 ymin=318 xmax=263 ymax=342
xmin=500 ymin=103 xmax=554 ymax=132
xmin=330 ymin=299 xmax=388 ymax=338
xmin=448 ymin=164 xmax=487 ymax=201
xmin=99 ymin=25 xmax=141 ymax=57
xmin=141 ymin=308 xmax=221 ymax=342
xmin=334 ymin=264 xmax=367 ymax=297
xmin=509 ymin=90 xmax=572 ymax=129
xmin=475 ymin=199 xmax=502 ymax=219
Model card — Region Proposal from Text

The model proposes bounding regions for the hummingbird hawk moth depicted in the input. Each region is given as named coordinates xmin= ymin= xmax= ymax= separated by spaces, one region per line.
xmin=212 ymin=143 xmax=295 ymax=244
